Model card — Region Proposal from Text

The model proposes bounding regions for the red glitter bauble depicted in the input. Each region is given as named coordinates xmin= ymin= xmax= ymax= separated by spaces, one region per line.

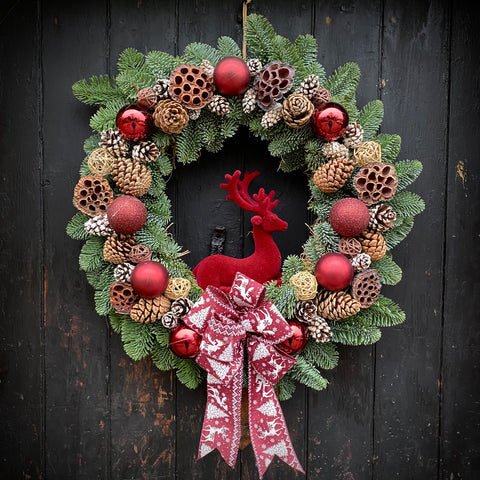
xmin=311 ymin=102 xmax=349 ymax=141
xmin=329 ymin=197 xmax=370 ymax=237
xmin=277 ymin=319 xmax=309 ymax=355
xmin=107 ymin=195 xmax=147 ymax=234
xmin=314 ymin=253 xmax=354 ymax=291
xmin=213 ymin=56 xmax=251 ymax=96
xmin=130 ymin=261 xmax=169 ymax=298
xmin=170 ymin=325 xmax=202 ymax=359
xmin=116 ymin=104 xmax=154 ymax=141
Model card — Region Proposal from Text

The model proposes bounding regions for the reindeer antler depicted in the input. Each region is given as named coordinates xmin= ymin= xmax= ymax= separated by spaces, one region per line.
xmin=221 ymin=170 xmax=260 ymax=212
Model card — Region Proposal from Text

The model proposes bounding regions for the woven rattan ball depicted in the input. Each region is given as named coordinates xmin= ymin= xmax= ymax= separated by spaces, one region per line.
xmin=164 ymin=277 xmax=192 ymax=300
xmin=289 ymin=271 xmax=318 ymax=301
xmin=128 ymin=244 xmax=152 ymax=264
xmin=338 ymin=237 xmax=362 ymax=258
xmin=87 ymin=148 xmax=116 ymax=176
xmin=354 ymin=141 xmax=382 ymax=166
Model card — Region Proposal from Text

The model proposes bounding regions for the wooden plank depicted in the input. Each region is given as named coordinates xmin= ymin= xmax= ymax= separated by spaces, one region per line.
xmin=41 ymin=1 xmax=110 ymax=477
xmin=441 ymin=2 xmax=480 ymax=478
xmin=374 ymin=1 xmax=450 ymax=478
xmin=0 ymin=2 xmax=43 ymax=478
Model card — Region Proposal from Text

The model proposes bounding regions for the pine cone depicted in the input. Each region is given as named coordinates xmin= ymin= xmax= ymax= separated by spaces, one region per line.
xmin=358 ymin=230 xmax=387 ymax=261
xmin=294 ymin=300 xmax=318 ymax=323
xmin=351 ymin=252 xmax=372 ymax=273
xmin=351 ymin=269 xmax=382 ymax=308
xmin=112 ymin=157 xmax=152 ymax=197
xmin=247 ymin=58 xmax=262 ymax=76
xmin=343 ymin=122 xmax=364 ymax=149
xmin=171 ymin=297 xmax=194 ymax=318
xmin=313 ymin=157 xmax=354 ymax=193
xmin=100 ymin=129 xmax=130 ymax=159
xmin=295 ymin=74 xmax=320 ymax=98
xmin=311 ymin=87 xmax=331 ymax=108
xmin=136 ymin=87 xmax=158 ymax=110
xmin=307 ymin=315 xmax=332 ymax=343
xmin=338 ymin=237 xmax=362 ymax=258
xmin=261 ymin=103 xmax=283 ymax=128
xmin=368 ymin=204 xmax=397 ymax=232
xmin=188 ymin=108 xmax=201 ymax=120
xmin=242 ymin=88 xmax=257 ymax=114
xmin=74 ymin=175 xmax=113 ymax=216
xmin=130 ymin=295 xmax=171 ymax=323
xmin=128 ymin=244 xmax=152 ymax=263
xmin=161 ymin=311 xmax=179 ymax=329
xmin=254 ymin=61 xmax=295 ymax=111
xmin=153 ymin=78 xmax=171 ymax=99
xmin=84 ymin=213 xmax=113 ymax=236
xmin=354 ymin=161 xmax=398 ymax=205
xmin=132 ymin=141 xmax=160 ymax=163
xmin=322 ymin=141 xmax=349 ymax=160
xmin=200 ymin=59 xmax=215 ymax=77
xmin=103 ymin=233 xmax=136 ymax=264
xmin=282 ymin=93 xmax=314 ymax=128
xmin=208 ymin=95 xmax=230 ymax=115
xmin=315 ymin=289 xmax=361 ymax=321
xmin=153 ymin=99 xmax=189 ymax=134
xmin=114 ymin=262 xmax=135 ymax=282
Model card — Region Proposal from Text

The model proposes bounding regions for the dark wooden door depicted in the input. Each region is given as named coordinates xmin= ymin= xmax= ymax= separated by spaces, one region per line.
xmin=1 ymin=1 xmax=479 ymax=479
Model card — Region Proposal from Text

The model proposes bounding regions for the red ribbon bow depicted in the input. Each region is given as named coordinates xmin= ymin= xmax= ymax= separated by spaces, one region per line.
xmin=183 ymin=272 xmax=304 ymax=478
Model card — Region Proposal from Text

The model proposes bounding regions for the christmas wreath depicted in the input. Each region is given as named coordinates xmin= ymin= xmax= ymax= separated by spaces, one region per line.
xmin=67 ymin=14 xmax=424 ymax=477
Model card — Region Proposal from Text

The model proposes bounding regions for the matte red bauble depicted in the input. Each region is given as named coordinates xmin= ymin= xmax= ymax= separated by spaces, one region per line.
xmin=315 ymin=252 xmax=354 ymax=291
xmin=130 ymin=261 xmax=169 ymax=298
xmin=107 ymin=195 xmax=147 ymax=234
xmin=311 ymin=102 xmax=349 ymax=141
xmin=170 ymin=325 xmax=202 ymax=359
xmin=329 ymin=197 xmax=370 ymax=237
xmin=277 ymin=319 xmax=309 ymax=355
xmin=116 ymin=104 xmax=153 ymax=141
xmin=213 ymin=56 xmax=251 ymax=97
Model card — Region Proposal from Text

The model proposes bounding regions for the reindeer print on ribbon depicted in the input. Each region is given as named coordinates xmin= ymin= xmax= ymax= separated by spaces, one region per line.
xmin=183 ymin=272 xmax=304 ymax=478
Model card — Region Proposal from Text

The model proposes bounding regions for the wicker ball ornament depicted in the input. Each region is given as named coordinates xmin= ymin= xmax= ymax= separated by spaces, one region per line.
xmin=354 ymin=162 xmax=398 ymax=205
xmin=168 ymin=64 xmax=214 ymax=109
xmin=128 ymin=244 xmax=152 ymax=264
xmin=338 ymin=237 xmax=362 ymax=258
xmin=136 ymin=87 xmax=158 ymax=110
xmin=314 ymin=253 xmax=354 ymax=291
xmin=311 ymin=87 xmax=331 ymax=108
xmin=213 ymin=56 xmax=251 ymax=96
xmin=130 ymin=261 xmax=169 ymax=298
xmin=351 ymin=269 xmax=382 ymax=308
xmin=311 ymin=102 xmax=349 ymax=141
xmin=107 ymin=195 xmax=147 ymax=234
xmin=289 ymin=271 xmax=318 ymax=300
xmin=170 ymin=325 xmax=202 ymax=359
xmin=277 ymin=319 xmax=309 ymax=355
xmin=116 ymin=104 xmax=154 ymax=141
xmin=164 ymin=277 xmax=192 ymax=300
xmin=329 ymin=197 xmax=370 ymax=237
xmin=87 ymin=148 xmax=115 ymax=176
xmin=74 ymin=175 xmax=113 ymax=216
xmin=354 ymin=140 xmax=382 ymax=166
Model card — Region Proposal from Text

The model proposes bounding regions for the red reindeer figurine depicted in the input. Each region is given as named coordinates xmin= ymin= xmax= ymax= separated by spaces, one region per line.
xmin=192 ymin=170 xmax=288 ymax=291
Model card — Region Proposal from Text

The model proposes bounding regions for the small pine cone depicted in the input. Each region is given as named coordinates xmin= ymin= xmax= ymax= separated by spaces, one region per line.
xmin=307 ymin=315 xmax=332 ymax=343
xmin=358 ymin=230 xmax=387 ymax=261
xmin=351 ymin=253 xmax=372 ymax=273
xmin=153 ymin=99 xmax=189 ymax=134
xmin=208 ymin=95 xmax=230 ymax=115
xmin=129 ymin=244 xmax=152 ymax=263
xmin=313 ymin=157 xmax=354 ymax=193
xmin=368 ymin=204 xmax=397 ymax=232
xmin=84 ymin=213 xmax=114 ymax=236
xmin=322 ymin=141 xmax=349 ymax=160
xmin=100 ymin=129 xmax=130 ymax=159
xmin=282 ymin=93 xmax=314 ymax=128
xmin=171 ymin=297 xmax=194 ymax=318
xmin=311 ymin=87 xmax=331 ymax=108
xmin=242 ymin=88 xmax=257 ymax=114
xmin=296 ymin=74 xmax=320 ymax=98
xmin=247 ymin=58 xmax=262 ymax=76
xmin=261 ymin=103 xmax=283 ymax=128
xmin=294 ymin=300 xmax=318 ymax=323
xmin=188 ymin=108 xmax=201 ymax=120
xmin=153 ymin=78 xmax=171 ymax=99
xmin=112 ymin=157 xmax=152 ymax=197
xmin=130 ymin=295 xmax=171 ymax=324
xmin=114 ymin=262 xmax=135 ymax=283
xmin=343 ymin=122 xmax=364 ymax=149
xmin=103 ymin=233 xmax=135 ymax=264
xmin=338 ymin=237 xmax=362 ymax=258
xmin=315 ymin=289 xmax=361 ymax=321
xmin=132 ymin=141 xmax=160 ymax=163
xmin=136 ymin=87 xmax=158 ymax=110
xmin=161 ymin=311 xmax=179 ymax=329
xmin=200 ymin=59 xmax=215 ymax=78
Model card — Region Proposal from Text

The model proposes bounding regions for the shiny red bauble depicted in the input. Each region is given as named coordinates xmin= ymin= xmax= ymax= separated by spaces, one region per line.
xmin=277 ymin=319 xmax=309 ymax=355
xmin=311 ymin=102 xmax=349 ymax=141
xmin=213 ymin=56 xmax=251 ymax=96
xmin=314 ymin=252 xmax=354 ymax=291
xmin=130 ymin=261 xmax=169 ymax=298
xmin=170 ymin=325 xmax=202 ymax=358
xmin=107 ymin=195 xmax=147 ymax=234
xmin=329 ymin=197 xmax=370 ymax=237
xmin=116 ymin=104 xmax=154 ymax=141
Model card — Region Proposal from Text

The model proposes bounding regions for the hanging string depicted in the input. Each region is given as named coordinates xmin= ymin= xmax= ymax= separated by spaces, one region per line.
xmin=242 ymin=0 xmax=252 ymax=59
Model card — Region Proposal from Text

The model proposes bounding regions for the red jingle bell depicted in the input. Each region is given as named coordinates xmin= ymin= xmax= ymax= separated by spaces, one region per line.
xmin=116 ymin=104 xmax=154 ymax=141
xmin=213 ymin=56 xmax=251 ymax=97
xmin=314 ymin=252 xmax=354 ymax=291
xmin=277 ymin=319 xmax=309 ymax=355
xmin=311 ymin=102 xmax=349 ymax=141
xmin=329 ymin=197 xmax=370 ymax=237
xmin=170 ymin=325 xmax=202 ymax=358
xmin=107 ymin=195 xmax=147 ymax=234
xmin=130 ymin=260 xmax=169 ymax=298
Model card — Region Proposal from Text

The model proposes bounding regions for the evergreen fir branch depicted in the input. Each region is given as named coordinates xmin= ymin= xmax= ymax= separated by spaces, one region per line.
xmin=117 ymin=48 xmax=146 ymax=74
xmin=85 ymin=263 xmax=115 ymax=291
xmin=383 ymin=217 xmax=414 ymax=249
xmin=116 ymin=70 xmax=156 ymax=101
xmin=151 ymin=130 xmax=174 ymax=149
xmin=294 ymin=35 xmax=321 ymax=72
xmin=264 ymin=282 xmax=297 ymax=319
xmin=145 ymin=50 xmax=179 ymax=79
xmin=172 ymin=356 xmax=205 ymax=389
xmin=151 ymin=342 xmax=177 ymax=371
xmin=176 ymin=121 xmax=203 ymax=164
xmin=147 ymin=168 xmax=169 ymax=199
xmin=72 ymin=75 xmax=126 ymax=106
xmin=371 ymin=254 xmax=402 ymax=285
xmin=217 ymin=36 xmax=242 ymax=58
xmin=325 ymin=63 xmax=360 ymax=104
xmin=197 ymin=112 xmax=224 ymax=152
xmin=290 ymin=357 xmax=328 ymax=391
xmin=386 ymin=191 xmax=425 ymax=218
xmin=246 ymin=14 xmax=276 ymax=63
xmin=303 ymin=237 xmax=326 ymax=267
xmin=184 ymin=42 xmax=221 ymax=65
xmin=303 ymin=62 xmax=327 ymax=87
xmin=304 ymin=138 xmax=327 ymax=170
xmin=281 ymin=255 xmax=306 ymax=282
xmin=278 ymin=149 xmax=306 ymax=172
xmin=361 ymin=295 xmax=406 ymax=327
xmin=395 ymin=160 xmax=423 ymax=191
xmin=109 ymin=312 xmax=129 ymax=334
xmin=374 ymin=133 xmax=401 ymax=163
xmin=94 ymin=285 xmax=113 ymax=316
xmin=268 ymin=124 xmax=312 ymax=157
xmin=66 ymin=212 xmax=90 ymax=240
xmin=270 ymin=35 xmax=306 ymax=84
xmin=330 ymin=323 xmax=381 ymax=345
xmin=79 ymin=156 xmax=92 ymax=177
xmin=79 ymin=236 xmax=106 ymax=272
xmin=90 ymin=99 xmax=127 ymax=133
xmin=309 ymin=181 xmax=344 ymax=220
xmin=83 ymin=134 xmax=101 ymax=155
xmin=301 ymin=340 xmax=339 ymax=370
xmin=144 ymin=193 xmax=172 ymax=227
xmin=121 ymin=319 xmax=156 ymax=361
xmin=276 ymin=374 xmax=296 ymax=401
xmin=153 ymin=151 xmax=174 ymax=176
xmin=356 ymin=100 xmax=384 ymax=141
xmin=312 ymin=221 xmax=340 ymax=251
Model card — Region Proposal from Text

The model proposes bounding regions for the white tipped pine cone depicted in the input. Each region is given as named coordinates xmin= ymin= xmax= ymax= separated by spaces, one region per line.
xmin=200 ymin=59 xmax=214 ymax=77
xmin=261 ymin=103 xmax=283 ymax=128
xmin=100 ymin=129 xmax=130 ymax=159
xmin=188 ymin=108 xmax=201 ymax=120
xmin=351 ymin=253 xmax=372 ymax=273
xmin=132 ymin=141 xmax=160 ymax=163
xmin=296 ymin=74 xmax=320 ymax=98
xmin=114 ymin=262 xmax=135 ymax=283
xmin=161 ymin=311 xmax=179 ymax=329
xmin=368 ymin=204 xmax=397 ymax=232
xmin=170 ymin=298 xmax=194 ymax=318
xmin=322 ymin=141 xmax=349 ymax=160
xmin=84 ymin=214 xmax=113 ymax=236
xmin=153 ymin=78 xmax=171 ymax=99
xmin=247 ymin=58 xmax=262 ymax=76
xmin=242 ymin=88 xmax=257 ymax=114
xmin=208 ymin=95 xmax=230 ymax=115
xmin=343 ymin=122 xmax=364 ymax=148
xmin=307 ymin=315 xmax=332 ymax=343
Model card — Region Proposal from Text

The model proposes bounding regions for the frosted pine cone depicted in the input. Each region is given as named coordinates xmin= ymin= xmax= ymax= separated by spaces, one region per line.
xmin=132 ymin=141 xmax=160 ymax=163
xmin=343 ymin=122 xmax=364 ymax=149
xmin=322 ymin=141 xmax=349 ymax=160
xmin=242 ymin=88 xmax=257 ymax=114
xmin=100 ymin=129 xmax=130 ymax=159
xmin=247 ymin=58 xmax=262 ymax=76
xmin=84 ymin=214 xmax=113 ymax=236
xmin=170 ymin=297 xmax=194 ymax=318
xmin=208 ymin=95 xmax=230 ymax=115
xmin=351 ymin=253 xmax=372 ymax=273
xmin=114 ymin=262 xmax=135 ymax=282
xmin=153 ymin=78 xmax=171 ymax=99
xmin=307 ymin=315 xmax=332 ymax=343
xmin=161 ymin=311 xmax=179 ymax=329
xmin=261 ymin=103 xmax=283 ymax=128
xmin=188 ymin=108 xmax=201 ymax=120
xmin=294 ymin=300 xmax=317 ymax=323
xmin=368 ymin=204 xmax=397 ymax=232
xmin=296 ymin=74 xmax=320 ymax=98
xmin=200 ymin=59 xmax=214 ymax=77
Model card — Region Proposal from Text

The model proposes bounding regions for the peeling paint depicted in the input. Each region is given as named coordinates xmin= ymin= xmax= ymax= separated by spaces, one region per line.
xmin=456 ymin=160 xmax=467 ymax=188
